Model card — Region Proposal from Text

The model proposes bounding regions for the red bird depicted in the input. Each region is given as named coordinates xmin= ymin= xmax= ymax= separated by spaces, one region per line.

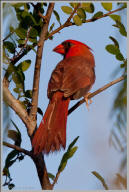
xmin=32 ymin=40 xmax=95 ymax=154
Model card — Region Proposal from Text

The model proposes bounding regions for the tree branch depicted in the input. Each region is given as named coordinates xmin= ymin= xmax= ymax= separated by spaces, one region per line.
xmin=3 ymin=5 xmax=125 ymax=67
xmin=29 ymin=3 xmax=55 ymax=127
xmin=3 ymin=78 xmax=34 ymax=136
xmin=3 ymin=141 xmax=31 ymax=156
xmin=47 ymin=6 xmax=126 ymax=39
xmin=68 ymin=75 xmax=125 ymax=115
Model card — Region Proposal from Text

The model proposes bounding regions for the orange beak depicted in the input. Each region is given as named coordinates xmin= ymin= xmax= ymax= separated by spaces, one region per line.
xmin=53 ymin=44 xmax=65 ymax=55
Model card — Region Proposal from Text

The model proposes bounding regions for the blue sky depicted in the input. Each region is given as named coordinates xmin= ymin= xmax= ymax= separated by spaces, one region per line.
xmin=2 ymin=2 xmax=127 ymax=190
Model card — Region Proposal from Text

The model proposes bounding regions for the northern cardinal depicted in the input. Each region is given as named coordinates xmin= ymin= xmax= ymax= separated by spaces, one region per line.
xmin=32 ymin=40 xmax=95 ymax=154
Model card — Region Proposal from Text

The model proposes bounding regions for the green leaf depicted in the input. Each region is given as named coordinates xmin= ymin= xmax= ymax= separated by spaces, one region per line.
xmin=69 ymin=3 xmax=78 ymax=8
xmin=92 ymin=11 xmax=103 ymax=19
xmin=110 ymin=14 xmax=121 ymax=22
xmin=53 ymin=10 xmax=61 ymax=25
xmin=92 ymin=171 xmax=109 ymax=190
xmin=8 ymin=183 xmax=15 ymax=190
xmin=11 ymin=3 xmax=25 ymax=8
xmin=49 ymin=23 xmax=55 ymax=32
xmin=58 ymin=137 xmax=79 ymax=172
xmin=109 ymin=36 xmax=119 ymax=48
xmin=11 ymin=120 xmax=21 ymax=136
xmin=4 ymin=41 xmax=15 ymax=54
xmin=61 ymin=6 xmax=73 ymax=14
xmin=18 ymin=60 xmax=31 ymax=72
xmin=68 ymin=136 xmax=79 ymax=151
xmin=5 ymin=150 xmax=18 ymax=168
xmin=81 ymin=3 xmax=94 ymax=13
xmin=67 ymin=146 xmax=78 ymax=158
xmin=116 ymin=52 xmax=124 ymax=61
xmin=117 ymin=21 xmax=127 ymax=37
xmin=15 ymin=28 xmax=27 ymax=39
xmin=17 ymin=39 xmax=26 ymax=45
xmin=13 ymin=88 xmax=21 ymax=93
xmin=37 ymin=107 xmax=43 ymax=116
xmin=101 ymin=3 xmax=112 ymax=11
xmin=29 ymin=28 xmax=38 ymax=38
xmin=25 ymin=90 xmax=32 ymax=98
xmin=105 ymin=44 xmax=120 ymax=55
xmin=77 ymin=8 xmax=86 ymax=21
xmin=73 ymin=15 xmax=82 ymax=26
xmin=48 ymin=172 xmax=55 ymax=181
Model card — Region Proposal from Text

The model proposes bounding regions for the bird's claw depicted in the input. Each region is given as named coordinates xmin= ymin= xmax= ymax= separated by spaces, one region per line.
xmin=84 ymin=93 xmax=92 ymax=111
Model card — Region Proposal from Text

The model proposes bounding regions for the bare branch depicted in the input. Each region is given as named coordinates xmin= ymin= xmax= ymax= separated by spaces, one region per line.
xmin=3 ymin=141 xmax=31 ymax=156
xmin=29 ymin=3 xmax=55 ymax=125
xmin=68 ymin=75 xmax=125 ymax=115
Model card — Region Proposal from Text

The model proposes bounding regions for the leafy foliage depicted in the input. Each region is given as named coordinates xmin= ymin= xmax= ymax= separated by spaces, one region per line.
xmin=58 ymin=136 xmax=79 ymax=172
xmin=2 ymin=2 xmax=127 ymax=190
xmin=3 ymin=120 xmax=24 ymax=190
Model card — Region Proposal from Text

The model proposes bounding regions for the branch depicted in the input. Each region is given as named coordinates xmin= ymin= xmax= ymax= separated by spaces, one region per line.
xmin=29 ymin=3 xmax=55 ymax=125
xmin=3 ymin=78 xmax=34 ymax=136
xmin=3 ymin=5 xmax=125 ymax=66
xmin=47 ymin=6 xmax=126 ymax=39
xmin=68 ymin=75 xmax=125 ymax=115
xmin=3 ymin=141 xmax=31 ymax=156
xmin=52 ymin=170 xmax=61 ymax=188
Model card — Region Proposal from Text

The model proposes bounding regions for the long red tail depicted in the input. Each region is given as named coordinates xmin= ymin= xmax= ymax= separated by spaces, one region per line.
xmin=32 ymin=92 xmax=70 ymax=154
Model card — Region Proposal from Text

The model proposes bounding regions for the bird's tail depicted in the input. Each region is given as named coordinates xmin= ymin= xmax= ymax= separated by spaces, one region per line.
xmin=32 ymin=92 xmax=70 ymax=154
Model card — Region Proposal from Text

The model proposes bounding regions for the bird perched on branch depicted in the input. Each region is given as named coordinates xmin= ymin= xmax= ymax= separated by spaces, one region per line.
xmin=32 ymin=39 xmax=96 ymax=154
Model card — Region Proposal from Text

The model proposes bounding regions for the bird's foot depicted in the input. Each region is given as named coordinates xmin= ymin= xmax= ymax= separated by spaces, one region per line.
xmin=84 ymin=93 xmax=92 ymax=111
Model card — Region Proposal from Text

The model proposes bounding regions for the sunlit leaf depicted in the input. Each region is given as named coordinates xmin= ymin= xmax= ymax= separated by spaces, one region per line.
xmin=101 ymin=3 xmax=112 ymax=11
xmin=110 ymin=14 xmax=121 ymax=22
xmin=61 ymin=6 xmax=73 ymax=14
xmin=81 ymin=3 xmax=94 ymax=13
xmin=58 ymin=136 xmax=79 ymax=172
xmin=77 ymin=8 xmax=86 ymax=21
xmin=18 ymin=60 xmax=31 ymax=72
xmin=69 ymin=3 xmax=78 ymax=8
xmin=68 ymin=136 xmax=79 ymax=151
xmin=73 ymin=15 xmax=82 ymax=26
xmin=15 ymin=28 xmax=27 ymax=39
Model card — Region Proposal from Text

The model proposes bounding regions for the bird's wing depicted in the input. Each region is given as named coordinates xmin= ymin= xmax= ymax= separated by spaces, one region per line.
xmin=61 ymin=56 xmax=95 ymax=99
xmin=47 ymin=56 xmax=95 ymax=99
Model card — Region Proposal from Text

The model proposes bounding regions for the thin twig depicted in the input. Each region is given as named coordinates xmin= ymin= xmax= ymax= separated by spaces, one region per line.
xmin=3 ymin=141 xmax=32 ymax=156
xmin=68 ymin=75 xmax=125 ymax=115
xmin=3 ymin=6 xmax=125 ymax=66
xmin=52 ymin=171 xmax=61 ymax=188
xmin=29 ymin=3 xmax=55 ymax=125
xmin=47 ymin=6 xmax=126 ymax=39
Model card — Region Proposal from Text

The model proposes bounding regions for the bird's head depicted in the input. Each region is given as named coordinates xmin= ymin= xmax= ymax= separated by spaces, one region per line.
xmin=53 ymin=39 xmax=93 ymax=59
